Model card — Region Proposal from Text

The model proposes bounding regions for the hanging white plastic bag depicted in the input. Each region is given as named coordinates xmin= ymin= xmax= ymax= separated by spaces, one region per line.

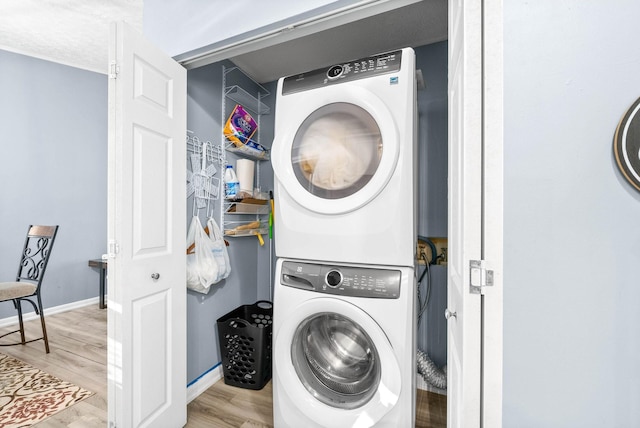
xmin=186 ymin=216 xmax=219 ymax=294
xmin=207 ymin=217 xmax=231 ymax=281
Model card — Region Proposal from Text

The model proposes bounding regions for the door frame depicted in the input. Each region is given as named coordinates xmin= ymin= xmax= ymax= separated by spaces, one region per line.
xmin=116 ymin=0 xmax=504 ymax=424
xmin=175 ymin=0 xmax=425 ymax=70
xmin=481 ymin=1 xmax=504 ymax=426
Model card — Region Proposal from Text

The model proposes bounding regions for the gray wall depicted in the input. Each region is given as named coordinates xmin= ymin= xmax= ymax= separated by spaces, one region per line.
xmin=0 ymin=50 xmax=107 ymax=317
xmin=504 ymin=1 xmax=640 ymax=426
xmin=185 ymin=60 xmax=276 ymax=384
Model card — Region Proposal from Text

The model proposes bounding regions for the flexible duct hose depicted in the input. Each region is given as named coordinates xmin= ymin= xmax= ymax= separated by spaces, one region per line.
xmin=417 ymin=349 xmax=447 ymax=390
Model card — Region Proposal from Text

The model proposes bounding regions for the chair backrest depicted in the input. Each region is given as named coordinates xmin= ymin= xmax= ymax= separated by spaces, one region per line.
xmin=16 ymin=225 xmax=59 ymax=291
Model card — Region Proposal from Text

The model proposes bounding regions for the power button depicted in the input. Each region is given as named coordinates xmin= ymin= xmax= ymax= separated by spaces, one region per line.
xmin=325 ymin=270 xmax=343 ymax=288
xmin=327 ymin=65 xmax=343 ymax=80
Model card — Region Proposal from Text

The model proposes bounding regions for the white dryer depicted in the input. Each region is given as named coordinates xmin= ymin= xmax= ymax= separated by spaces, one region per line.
xmin=272 ymin=48 xmax=417 ymax=267
xmin=272 ymin=258 xmax=416 ymax=428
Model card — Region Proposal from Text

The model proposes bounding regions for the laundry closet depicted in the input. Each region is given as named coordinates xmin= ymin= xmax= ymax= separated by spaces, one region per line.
xmin=108 ymin=2 xmax=453 ymax=425
xmin=182 ymin=43 xmax=449 ymax=391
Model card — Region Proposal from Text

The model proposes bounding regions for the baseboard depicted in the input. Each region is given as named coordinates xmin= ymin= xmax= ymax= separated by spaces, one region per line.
xmin=187 ymin=363 xmax=223 ymax=403
xmin=0 ymin=297 xmax=100 ymax=328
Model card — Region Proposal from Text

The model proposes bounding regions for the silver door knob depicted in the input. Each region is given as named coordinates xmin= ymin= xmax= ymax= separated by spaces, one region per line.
xmin=151 ymin=273 xmax=160 ymax=280
xmin=444 ymin=309 xmax=457 ymax=320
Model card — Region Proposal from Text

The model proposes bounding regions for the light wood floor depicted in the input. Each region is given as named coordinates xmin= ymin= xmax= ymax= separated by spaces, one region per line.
xmin=190 ymin=379 xmax=446 ymax=428
xmin=0 ymin=304 xmax=446 ymax=427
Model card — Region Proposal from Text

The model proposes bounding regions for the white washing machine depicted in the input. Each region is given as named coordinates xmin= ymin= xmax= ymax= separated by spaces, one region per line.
xmin=272 ymin=48 xmax=417 ymax=267
xmin=272 ymin=258 xmax=416 ymax=428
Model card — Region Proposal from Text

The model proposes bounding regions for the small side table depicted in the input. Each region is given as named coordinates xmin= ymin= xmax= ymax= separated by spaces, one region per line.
xmin=88 ymin=259 xmax=107 ymax=309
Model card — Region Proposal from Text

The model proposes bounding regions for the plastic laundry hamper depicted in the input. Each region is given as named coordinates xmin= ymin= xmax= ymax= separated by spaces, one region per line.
xmin=217 ymin=300 xmax=273 ymax=390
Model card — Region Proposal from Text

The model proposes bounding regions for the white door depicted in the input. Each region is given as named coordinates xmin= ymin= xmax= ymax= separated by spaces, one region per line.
xmin=447 ymin=0 xmax=504 ymax=427
xmin=107 ymin=21 xmax=187 ymax=427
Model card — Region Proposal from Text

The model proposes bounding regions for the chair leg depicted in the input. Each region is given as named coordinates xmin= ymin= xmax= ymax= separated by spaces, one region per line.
xmin=36 ymin=295 xmax=50 ymax=353
xmin=14 ymin=299 xmax=26 ymax=345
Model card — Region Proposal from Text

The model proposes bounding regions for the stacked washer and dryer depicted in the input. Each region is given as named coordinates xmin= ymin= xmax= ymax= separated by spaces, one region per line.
xmin=271 ymin=48 xmax=418 ymax=428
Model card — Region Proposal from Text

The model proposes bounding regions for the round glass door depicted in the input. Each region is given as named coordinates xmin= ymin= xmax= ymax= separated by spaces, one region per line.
xmin=291 ymin=312 xmax=381 ymax=409
xmin=291 ymin=103 xmax=383 ymax=200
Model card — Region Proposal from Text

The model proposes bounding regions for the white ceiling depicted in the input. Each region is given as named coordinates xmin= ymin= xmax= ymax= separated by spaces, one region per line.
xmin=0 ymin=0 xmax=446 ymax=80
xmin=0 ymin=0 xmax=143 ymax=74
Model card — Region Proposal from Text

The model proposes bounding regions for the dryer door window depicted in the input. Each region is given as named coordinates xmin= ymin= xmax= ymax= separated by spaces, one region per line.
xmin=291 ymin=312 xmax=381 ymax=409
xmin=291 ymin=103 xmax=382 ymax=199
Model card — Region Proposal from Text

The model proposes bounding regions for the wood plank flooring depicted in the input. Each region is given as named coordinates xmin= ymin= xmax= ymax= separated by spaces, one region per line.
xmin=0 ymin=304 xmax=446 ymax=427
xmin=188 ymin=379 xmax=446 ymax=428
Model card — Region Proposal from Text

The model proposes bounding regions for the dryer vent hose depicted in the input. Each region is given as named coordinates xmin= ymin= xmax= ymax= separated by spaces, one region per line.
xmin=417 ymin=349 xmax=447 ymax=390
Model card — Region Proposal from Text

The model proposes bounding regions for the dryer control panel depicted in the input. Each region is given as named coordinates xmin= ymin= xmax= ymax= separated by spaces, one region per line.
xmin=281 ymin=50 xmax=403 ymax=95
xmin=280 ymin=261 xmax=401 ymax=299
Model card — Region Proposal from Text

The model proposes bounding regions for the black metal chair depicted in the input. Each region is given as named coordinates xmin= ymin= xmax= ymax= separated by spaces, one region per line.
xmin=0 ymin=225 xmax=59 ymax=353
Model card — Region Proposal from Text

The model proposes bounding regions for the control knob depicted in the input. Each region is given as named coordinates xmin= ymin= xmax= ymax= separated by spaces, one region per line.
xmin=325 ymin=270 xmax=343 ymax=288
xmin=327 ymin=65 xmax=344 ymax=80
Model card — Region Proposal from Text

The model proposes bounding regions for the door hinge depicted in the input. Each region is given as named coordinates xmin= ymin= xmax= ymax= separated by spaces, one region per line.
xmin=470 ymin=259 xmax=493 ymax=294
xmin=108 ymin=240 xmax=120 ymax=258
xmin=109 ymin=61 xmax=119 ymax=79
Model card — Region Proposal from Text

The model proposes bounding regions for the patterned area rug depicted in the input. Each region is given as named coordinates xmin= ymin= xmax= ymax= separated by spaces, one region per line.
xmin=0 ymin=353 xmax=94 ymax=428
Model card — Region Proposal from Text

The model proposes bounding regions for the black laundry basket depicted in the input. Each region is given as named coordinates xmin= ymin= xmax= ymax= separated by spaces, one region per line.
xmin=217 ymin=300 xmax=273 ymax=390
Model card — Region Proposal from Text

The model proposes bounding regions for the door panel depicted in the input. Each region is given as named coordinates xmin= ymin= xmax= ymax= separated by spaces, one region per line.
xmin=133 ymin=290 xmax=169 ymax=425
xmin=132 ymin=127 xmax=170 ymax=256
xmin=108 ymin=21 xmax=187 ymax=428
xmin=133 ymin=56 xmax=174 ymax=114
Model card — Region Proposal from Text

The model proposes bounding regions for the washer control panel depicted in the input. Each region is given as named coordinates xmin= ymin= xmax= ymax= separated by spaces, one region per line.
xmin=280 ymin=261 xmax=401 ymax=299
xmin=282 ymin=50 xmax=403 ymax=95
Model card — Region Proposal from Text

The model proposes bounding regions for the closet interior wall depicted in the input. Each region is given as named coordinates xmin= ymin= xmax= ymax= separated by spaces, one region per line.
xmin=185 ymin=59 xmax=276 ymax=385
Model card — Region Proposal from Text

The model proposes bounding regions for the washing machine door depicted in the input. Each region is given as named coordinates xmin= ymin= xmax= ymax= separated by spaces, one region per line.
xmin=272 ymin=85 xmax=399 ymax=214
xmin=275 ymin=298 xmax=401 ymax=426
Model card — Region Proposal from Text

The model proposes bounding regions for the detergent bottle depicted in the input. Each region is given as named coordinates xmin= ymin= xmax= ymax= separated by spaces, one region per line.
xmin=224 ymin=164 xmax=240 ymax=199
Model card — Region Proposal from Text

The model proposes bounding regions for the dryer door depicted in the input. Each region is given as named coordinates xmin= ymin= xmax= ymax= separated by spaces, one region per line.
xmin=274 ymin=298 xmax=401 ymax=426
xmin=272 ymin=85 xmax=399 ymax=214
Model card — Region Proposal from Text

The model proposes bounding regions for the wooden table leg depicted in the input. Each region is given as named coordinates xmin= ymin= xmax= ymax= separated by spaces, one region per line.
xmin=99 ymin=267 xmax=106 ymax=309
xmin=88 ymin=259 xmax=108 ymax=309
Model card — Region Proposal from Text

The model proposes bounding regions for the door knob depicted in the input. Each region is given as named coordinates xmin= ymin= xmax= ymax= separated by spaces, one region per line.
xmin=444 ymin=309 xmax=457 ymax=320
xmin=151 ymin=273 xmax=160 ymax=280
